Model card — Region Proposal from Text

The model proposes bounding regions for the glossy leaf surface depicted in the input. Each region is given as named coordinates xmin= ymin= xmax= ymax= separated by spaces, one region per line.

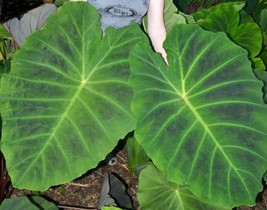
xmin=0 ymin=2 xmax=146 ymax=191
xmin=130 ymin=24 xmax=267 ymax=208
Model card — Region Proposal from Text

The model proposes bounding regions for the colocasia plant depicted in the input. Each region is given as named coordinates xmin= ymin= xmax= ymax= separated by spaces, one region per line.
xmin=0 ymin=1 xmax=267 ymax=209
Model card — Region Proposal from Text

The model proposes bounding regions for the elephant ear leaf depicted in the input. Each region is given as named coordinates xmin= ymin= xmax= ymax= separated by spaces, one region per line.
xmin=0 ymin=2 xmax=147 ymax=191
xmin=129 ymin=24 xmax=267 ymax=208
xmin=138 ymin=164 xmax=229 ymax=210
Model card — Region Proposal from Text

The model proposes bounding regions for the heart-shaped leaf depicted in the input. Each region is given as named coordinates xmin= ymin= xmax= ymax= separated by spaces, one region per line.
xmin=0 ymin=2 xmax=147 ymax=191
xmin=129 ymin=24 xmax=267 ymax=208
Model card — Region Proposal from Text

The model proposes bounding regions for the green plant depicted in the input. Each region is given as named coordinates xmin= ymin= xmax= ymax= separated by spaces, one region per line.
xmin=138 ymin=164 xmax=229 ymax=209
xmin=0 ymin=2 xmax=145 ymax=190
xmin=0 ymin=196 xmax=58 ymax=210
xmin=126 ymin=136 xmax=150 ymax=175
xmin=0 ymin=1 xmax=267 ymax=210
xmin=130 ymin=23 xmax=267 ymax=208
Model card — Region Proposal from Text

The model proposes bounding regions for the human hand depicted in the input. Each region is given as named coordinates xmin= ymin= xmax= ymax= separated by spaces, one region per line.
xmin=160 ymin=49 xmax=168 ymax=65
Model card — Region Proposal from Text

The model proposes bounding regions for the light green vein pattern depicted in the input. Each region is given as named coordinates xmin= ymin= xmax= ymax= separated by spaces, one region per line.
xmin=129 ymin=24 xmax=267 ymax=208
xmin=0 ymin=2 xmax=147 ymax=191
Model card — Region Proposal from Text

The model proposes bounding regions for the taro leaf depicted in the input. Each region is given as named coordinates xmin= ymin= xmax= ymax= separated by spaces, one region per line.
xmin=0 ymin=2 xmax=146 ymax=191
xmin=193 ymin=2 xmax=262 ymax=58
xmin=138 ymin=164 xmax=229 ymax=210
xmin=192 ymin=1 xmax=245 ymax=20
xmin=129 ymin=24 xmax=267 ymax=208
xmin=3 ymin=4 xmax=57 ymax=46
xmin=0 ymin=196 xmax=58 ymax=210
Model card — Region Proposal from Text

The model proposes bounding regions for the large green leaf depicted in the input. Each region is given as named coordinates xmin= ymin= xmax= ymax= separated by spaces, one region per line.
xmin=193 ymin=2 xmax=262 ymax=58
xmin=138 ymin=164 xmax=229 ymax=210
xmin=129 ymin=24 xmax=267 ymax=208
xmin=0 ymin=2 xmax=147 ymax=191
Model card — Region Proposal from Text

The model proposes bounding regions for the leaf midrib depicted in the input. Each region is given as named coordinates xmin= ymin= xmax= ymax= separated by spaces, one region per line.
xmin=185 ymin=98 xmax=252 ymax=200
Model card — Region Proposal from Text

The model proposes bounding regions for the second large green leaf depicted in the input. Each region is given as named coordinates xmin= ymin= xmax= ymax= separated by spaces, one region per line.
xmin=129 ymin=24 xmax=267 ymax=208
xmin=0 ymin=2 xmax=147 ymax=191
